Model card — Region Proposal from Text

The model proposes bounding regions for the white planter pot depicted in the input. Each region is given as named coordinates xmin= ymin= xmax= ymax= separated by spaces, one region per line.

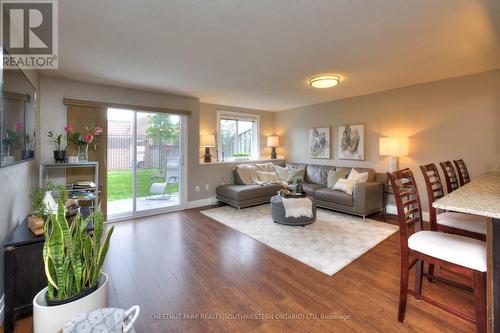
xmin=33 ymin=273 xmax=109 ymax=333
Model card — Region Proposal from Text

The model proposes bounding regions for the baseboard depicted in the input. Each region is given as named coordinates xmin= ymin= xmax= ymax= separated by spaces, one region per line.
xmin=187 ymin=197 xmax=217 ymax=209
xmin=385 ymin=204 xmax=430 ymax=221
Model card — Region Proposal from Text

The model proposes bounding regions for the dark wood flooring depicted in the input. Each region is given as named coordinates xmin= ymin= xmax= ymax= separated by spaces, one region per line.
xmin=3 ymin=207 xmax=475 ymax=333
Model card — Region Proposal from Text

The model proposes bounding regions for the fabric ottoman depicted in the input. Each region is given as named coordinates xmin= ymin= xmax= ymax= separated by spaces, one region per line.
xmin=270 ymin=195 xmax=316 ymax=226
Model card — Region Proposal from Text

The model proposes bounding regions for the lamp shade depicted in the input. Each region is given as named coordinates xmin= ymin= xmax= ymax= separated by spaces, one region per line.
xmin=379 ymin=137 xmax=409 ymax=156
xmin=267 ymin=136 xmax=279 ymax=147
xmin=200 ymin=134 xmax=216 ymax=148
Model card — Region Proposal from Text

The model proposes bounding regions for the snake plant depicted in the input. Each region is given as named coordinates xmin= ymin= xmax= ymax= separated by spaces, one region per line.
xmin=43 ymin=200 xmax=114 ymax=302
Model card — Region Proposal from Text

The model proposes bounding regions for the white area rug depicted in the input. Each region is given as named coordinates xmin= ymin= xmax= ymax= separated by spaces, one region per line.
xmin=201 ymin=204 xmax=398 ymax=276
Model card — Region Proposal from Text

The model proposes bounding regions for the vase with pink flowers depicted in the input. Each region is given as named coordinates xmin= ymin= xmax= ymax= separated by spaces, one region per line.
xmin=66 ymin=124 xmax=103 ymax=163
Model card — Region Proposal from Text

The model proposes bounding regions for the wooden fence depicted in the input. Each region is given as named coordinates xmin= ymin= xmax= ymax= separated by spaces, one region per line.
xmin=107 ymin=133 xmax=179 ymax=171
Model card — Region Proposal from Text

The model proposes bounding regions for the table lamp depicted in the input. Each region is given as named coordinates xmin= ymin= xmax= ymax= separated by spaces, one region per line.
xmin=267 ymin=136 xmax=279 ymax=159
xmin=200 ymin=134 xmax=216 ymax=163
xmin=379 ymin=137 xmax=409 ymax=172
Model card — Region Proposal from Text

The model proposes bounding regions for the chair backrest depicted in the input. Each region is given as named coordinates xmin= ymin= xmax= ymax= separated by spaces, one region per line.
xmin=453 ymin=159 xmax=470 ymax=186
xmin=387 ymin=168 xmax=424 ymax=254
xmin=419 ymin=163 xmax=444 ymax=231
xmin=439 ymin=161 xmax=459 ymax=193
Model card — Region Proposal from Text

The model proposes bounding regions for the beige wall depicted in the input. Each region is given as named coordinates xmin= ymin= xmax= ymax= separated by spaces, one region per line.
xmin=40 ymin=76 xmax=199 ymax=204
xmin=188 ymin=103 xmax=275 ymax=202
xmin=0 ymin=69 xmax=40 ymax=320
xmin=39 ymin=77 xmax=276 ymax=204
xmin=275 ymin=69 xmax=500 ymax=213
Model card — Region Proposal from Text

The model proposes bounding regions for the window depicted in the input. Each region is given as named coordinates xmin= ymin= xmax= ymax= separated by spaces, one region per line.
xmin=217 ymin=111 xmax=260 ymax=161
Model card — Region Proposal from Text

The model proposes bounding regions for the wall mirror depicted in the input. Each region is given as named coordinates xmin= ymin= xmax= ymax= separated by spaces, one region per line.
xmin=1 ymin=57 xmax=37 ymax=167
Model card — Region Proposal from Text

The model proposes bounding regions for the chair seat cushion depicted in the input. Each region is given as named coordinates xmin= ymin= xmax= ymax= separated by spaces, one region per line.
xmin=216 ymin=184 xmax=283 ymax=201
xmin=314 ymin=188 xmax=354 ymax=207
xmin=301 ymin=183 xmax=325 ymax=196
xmin=437 ymin=212 xmax=487 ymax=235
xmin=408 ymin=231 xmax=486 ymax=272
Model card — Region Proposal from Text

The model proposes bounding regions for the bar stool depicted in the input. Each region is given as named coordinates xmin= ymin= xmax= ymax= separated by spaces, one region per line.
xmin=454 ymin=159 xmax=471 ymax=186
xmin=388 ymin=168 xmax=487 ymax=333
xmin=420 ymin=163 xmax=486 ymax=241
xmin=440 ymin=161 xmax=460 ymax=193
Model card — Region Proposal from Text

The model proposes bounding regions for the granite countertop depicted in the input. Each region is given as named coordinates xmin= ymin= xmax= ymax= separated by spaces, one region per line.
xmin=433 ymin=173 xmax=500 ymax=219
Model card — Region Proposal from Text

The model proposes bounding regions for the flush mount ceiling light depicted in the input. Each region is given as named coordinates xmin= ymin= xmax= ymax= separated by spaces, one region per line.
xmin=309 ymin=75 xmax=340 ymax=88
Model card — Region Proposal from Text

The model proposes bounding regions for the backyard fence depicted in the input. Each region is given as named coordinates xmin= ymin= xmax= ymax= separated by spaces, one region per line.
xmin=107 ymin=133 xmax=179 ymax=171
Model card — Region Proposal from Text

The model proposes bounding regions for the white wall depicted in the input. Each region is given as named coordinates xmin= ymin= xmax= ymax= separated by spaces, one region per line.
xmin=0 ymin=69 xmax=39 ymax=322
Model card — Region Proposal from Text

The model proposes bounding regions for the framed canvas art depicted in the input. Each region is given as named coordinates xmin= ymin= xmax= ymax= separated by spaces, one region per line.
xmin=309 ymin=127 xmax=330 ymax=159
xmin=338 ymin=124 xmax=364 ymax=160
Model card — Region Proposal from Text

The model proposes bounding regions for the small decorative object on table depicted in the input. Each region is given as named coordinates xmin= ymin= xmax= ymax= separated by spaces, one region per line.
xmin=67 ymin=124 xmax=103 ymax=163
xmin=278 ymin=188 xmax=306 ymax=199
xmin=48 ymin=130 xmax=67 ymax=163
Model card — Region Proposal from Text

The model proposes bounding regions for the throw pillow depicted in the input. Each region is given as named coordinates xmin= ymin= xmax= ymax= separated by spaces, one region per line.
xmin=274 ymin=165 xmax=289 ymax=181
xmin=287 ymin=167 xmax=305 ymax=183
xmin=347 ymin=168 xmax=369 ymax=184
xmin=256 ymin=171 xmax=280 ymax=183
xmin=333 ymin=178 xmax=357 ymax=195
xmin=327 ymin=168 xmax=346 ymax=188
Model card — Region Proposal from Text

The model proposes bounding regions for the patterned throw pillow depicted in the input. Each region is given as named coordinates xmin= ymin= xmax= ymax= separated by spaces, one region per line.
xmin=327 ymin=168 xmax=346 ymax=188
xmin=347 ymin=168 xmax=369 ymax=184
xmin=274 ymin=165 xmax=289 ymax=181
xmin=287 ymin=167 xmax=305 ymax=183
xmin=333 ymin=178 xmax=358 ymax=195
xmin=256 ymin=171 xmax=280 ymax=183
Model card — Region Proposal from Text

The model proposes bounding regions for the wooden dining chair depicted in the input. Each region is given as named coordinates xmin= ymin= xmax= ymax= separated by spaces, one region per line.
xmin=454 ymin=159 xmax=471 ymax=186
xmin=440 ymin=161 xmax=460 ymax=193
xmin=388 ymin=168 xmax=487 ymax=333
xmin=420 ymin=163 xmax=486 ymax=241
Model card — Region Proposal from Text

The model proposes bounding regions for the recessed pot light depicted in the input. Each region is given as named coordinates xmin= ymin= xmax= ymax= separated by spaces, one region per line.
xmin=309 ymin=75 xmax=340 ymax=88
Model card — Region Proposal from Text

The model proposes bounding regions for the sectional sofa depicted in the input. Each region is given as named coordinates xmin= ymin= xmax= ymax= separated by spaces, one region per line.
xmin=216 ymin=162 xmax=386 ymax=219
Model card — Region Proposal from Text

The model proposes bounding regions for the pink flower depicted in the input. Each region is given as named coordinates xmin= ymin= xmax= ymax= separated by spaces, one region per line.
xmin=94 ymin=127 xmax=103 ymax=136
xmin=13 ymin=121 xmax=22 ymax=131
xmin=65 ymin=124 xmax=75 ymax=133
xmin=83 ymin=134 xmax=94 ymax=143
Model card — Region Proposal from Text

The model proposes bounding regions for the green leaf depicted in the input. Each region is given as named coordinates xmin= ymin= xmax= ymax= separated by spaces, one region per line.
xmin=95 ymin=226 xmax=114 ymax=284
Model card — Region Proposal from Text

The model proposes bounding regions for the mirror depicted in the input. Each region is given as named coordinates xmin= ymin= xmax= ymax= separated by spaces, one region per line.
xmin=1 ymin=59 xmax=37 ymax=167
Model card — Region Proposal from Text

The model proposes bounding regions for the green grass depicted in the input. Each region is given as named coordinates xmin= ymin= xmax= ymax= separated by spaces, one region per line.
xmin=107 ymin=168 xmax=179 ymax=201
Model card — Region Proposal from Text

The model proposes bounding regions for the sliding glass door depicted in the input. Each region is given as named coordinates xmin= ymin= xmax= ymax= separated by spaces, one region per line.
xmin=107 ymin=108 xmax=185 ymax=220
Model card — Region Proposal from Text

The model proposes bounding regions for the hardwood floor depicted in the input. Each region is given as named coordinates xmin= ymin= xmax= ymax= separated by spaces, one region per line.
xmin=3 ymin=207 xmax=475 ymax=333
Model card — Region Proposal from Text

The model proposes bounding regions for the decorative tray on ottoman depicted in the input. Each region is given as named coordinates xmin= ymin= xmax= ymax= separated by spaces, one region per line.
xmin=278 ymin=190 xmax=307 ymax=199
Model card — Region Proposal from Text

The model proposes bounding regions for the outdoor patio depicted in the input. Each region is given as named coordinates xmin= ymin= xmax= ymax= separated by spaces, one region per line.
xmin=108 ymin=193 xmax=180 ymax=217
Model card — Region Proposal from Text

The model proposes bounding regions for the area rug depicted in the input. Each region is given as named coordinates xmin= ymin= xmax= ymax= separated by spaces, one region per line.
xmin=201 ymin=204 xmax=398 ymax=276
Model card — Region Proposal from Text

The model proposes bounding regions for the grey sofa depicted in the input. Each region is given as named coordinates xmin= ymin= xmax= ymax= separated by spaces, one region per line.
xmin=216 ymin=162 xmax=386 ymax=218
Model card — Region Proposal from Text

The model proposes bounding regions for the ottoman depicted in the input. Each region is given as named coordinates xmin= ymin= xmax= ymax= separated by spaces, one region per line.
xmin=270 ymin=195 xmax=316 ymax=226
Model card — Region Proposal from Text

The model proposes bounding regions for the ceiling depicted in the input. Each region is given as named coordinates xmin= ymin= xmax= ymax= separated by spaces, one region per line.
xmin=42 ymin=0 xmax=500 ymax=111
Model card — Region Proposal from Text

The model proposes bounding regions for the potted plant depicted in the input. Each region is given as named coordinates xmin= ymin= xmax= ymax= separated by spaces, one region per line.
xmin=28 ymin=182 xmax=69 ymax=234
xmin=233 ymin=153 xmax=250 ymax=161
xmin=67 ymin=124 xmax=103 ymax=163
xmin=48 ymin=130 xmax=67 ymax=163
xmin=2 ymin=121 xmax=22 ymax=164
xmin=33 ymin=201 xmax=114 ymax=333
xmin=22 ymin=131 xmax=35 ymax=159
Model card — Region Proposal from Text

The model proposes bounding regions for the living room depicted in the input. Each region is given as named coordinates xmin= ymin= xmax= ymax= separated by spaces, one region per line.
xmin=0 ymin=1 xmax=499 ymax=332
